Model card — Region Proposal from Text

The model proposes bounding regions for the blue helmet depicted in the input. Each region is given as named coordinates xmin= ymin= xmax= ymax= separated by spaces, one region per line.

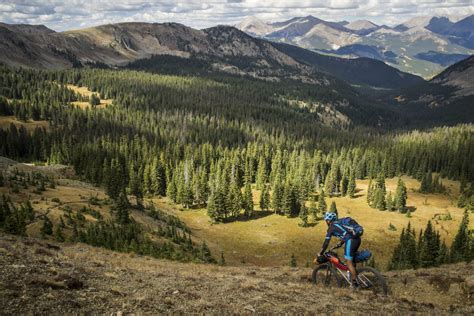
xmin=324 ymin=212 xmax=337 ymax=222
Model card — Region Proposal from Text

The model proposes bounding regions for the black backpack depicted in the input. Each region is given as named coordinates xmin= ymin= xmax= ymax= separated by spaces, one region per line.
xmin=334 ymin=217 xmax=364 ymax=237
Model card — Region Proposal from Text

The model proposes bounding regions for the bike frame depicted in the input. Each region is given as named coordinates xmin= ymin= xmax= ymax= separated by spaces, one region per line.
xmin=325 ymin=247 xmax=374 ymax=288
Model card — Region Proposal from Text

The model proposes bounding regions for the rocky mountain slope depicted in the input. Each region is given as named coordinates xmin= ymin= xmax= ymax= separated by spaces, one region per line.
xmin=236 ymin=15 xmax=474 ymax=78
xmin=1 ymin=233 xmax=473 ymax=314
xmin=385 ymin=55 xmax=474 ymax=125
xmin=0 ymin=21 xmax=424 ymax=90
xmin=272 ymin=42 xmax=423 ymax=89
xmin=0 ymin=22 xmax=312 ymax=82
xmin=431 ymin=55 xmax=474 ymax=97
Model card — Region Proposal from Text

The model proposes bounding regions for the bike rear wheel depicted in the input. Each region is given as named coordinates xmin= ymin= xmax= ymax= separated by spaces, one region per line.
xmin=312 ymin=264 xmax=341 ymax=287
xmin=356 ymin=267 xmax=388 ymax=295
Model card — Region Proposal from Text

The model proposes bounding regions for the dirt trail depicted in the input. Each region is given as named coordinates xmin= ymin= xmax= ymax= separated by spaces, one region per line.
xmin=0 ymin=233 xmax=472 ymax=314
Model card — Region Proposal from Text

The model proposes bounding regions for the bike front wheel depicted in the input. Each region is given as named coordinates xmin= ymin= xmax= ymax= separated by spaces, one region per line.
xmin=356 ymin=267 xmax=388 ymax=295
xmin=312 ymin=264 xmax=341 ymax=287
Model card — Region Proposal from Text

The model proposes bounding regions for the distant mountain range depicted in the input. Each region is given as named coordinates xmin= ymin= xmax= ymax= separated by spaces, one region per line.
xmin=0 ymin=21 xmax=423 ymax=90
xmin=236 ymin=14 xmax=474 ymax=78
xmin=0 ymin=20 xmax=472 ymax=126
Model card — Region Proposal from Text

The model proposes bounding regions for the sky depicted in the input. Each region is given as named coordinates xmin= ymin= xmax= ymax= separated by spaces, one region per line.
xmin=0 ymin=0 xmax=473 ymax=31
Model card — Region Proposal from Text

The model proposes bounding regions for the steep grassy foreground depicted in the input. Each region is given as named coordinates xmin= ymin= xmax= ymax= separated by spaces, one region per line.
xmin=1 ymin=233 xmax=473 ymax=314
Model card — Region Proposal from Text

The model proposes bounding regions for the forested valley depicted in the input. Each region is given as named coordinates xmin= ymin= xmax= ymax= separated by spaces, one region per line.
xmin=0 ymin=65 xmax=473 ymax=267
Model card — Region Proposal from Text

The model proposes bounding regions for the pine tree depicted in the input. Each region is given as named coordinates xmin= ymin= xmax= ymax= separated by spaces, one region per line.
xmin=242 ymin=181 xmax=253 ymax=218
xmin=54 ymin=225 xmax=65 ymax=242
xmin=341 ymin=174 xmax=349 ymax=196
xmin=450 ymin=210 xmax=470 ymax=263
xmin=153 ymin=156 xmax=167 ymax=196
xmin=436 ymin=240 xmax=449 ymax=265
xmin=386 ymin=191 xmax=394 ymax=211
xmin=142 ymin=163 xmax=152 ymax=195
xmin=255 ymin=156 xmax=267 ymax=190
xmin=271 ymin=174 xmax=284 ymax=214
xmin=283 ymin=181 xmax=299 ymax=217
xmin=166 ymin=173 xmax=178 ymax=203
xmin=347 ymin=172 xmax=356 ymax=198
xmin=193 ymin=167 xmax=209 ymax=207
xmin=207 ymin=187 xmax=226 ymax=222
xmin=200 ymin=242 xmax=216 ymax=263
xmin=299 ymin=203 xmax=309 ymax=227
xmin=207 ymin=189 xmax=219 ymax=222
xmin=419 ymin=221 xmax=439 ymax=268
xmin=420 ymin=172 xmax=433 ymax=193
xmin=318 ymin=190 xmax=327 ymax=214
xmin=389 ymin=222 xmax=418 ymax=270
xmin=129 ymin=162 xmax=143 ymax=208
xmin=324 ymin=163 xmax=339 ymax=196
xmin=309 ymin=194 xmax=318 ymax=222
xmin=329 ymin=201 xmax=338 ymax=217
xmin=374 ymin=188 xmax=386 ymax=210
xmin=177 ymin=163 xmax=193 ymax=209
xmin=227 ymin=180 xmax=242 ymax=218
xmin=115 ymin=191 xmax=130 ymax=225
xmin=373 ymin=173 xmax=386 ymax=210
xmin=89 ymin=93 xmax=100 ymax=106
xmin=41 ymin=216 xmax=53 ymax=237
xmin=366 ymin=179 xmax=374 ymax=206
xmin=394 ymin=178 xmax=407 ymax=212
xmin=259 ymin=184 xmax=270 ymax=211
xmin=290 ymin=254 xmax=297 ymax=267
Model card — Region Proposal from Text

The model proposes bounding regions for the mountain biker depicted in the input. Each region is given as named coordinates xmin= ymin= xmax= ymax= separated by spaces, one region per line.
xmin=317 ymin=212 xmax=363 ymax=288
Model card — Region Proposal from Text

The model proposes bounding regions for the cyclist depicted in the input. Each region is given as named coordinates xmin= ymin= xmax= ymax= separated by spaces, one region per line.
xmin=317 ymin=212 xmax=363 ymax=288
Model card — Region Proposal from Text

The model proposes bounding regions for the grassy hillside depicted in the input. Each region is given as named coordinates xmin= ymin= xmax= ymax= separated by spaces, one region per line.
xmin=0 ymin=158 xmax=469 ymax=270
xmin=158 ymin=176 xmax=469 ymax=269
xmin=1 ymin=232 xmax=473 ymax=314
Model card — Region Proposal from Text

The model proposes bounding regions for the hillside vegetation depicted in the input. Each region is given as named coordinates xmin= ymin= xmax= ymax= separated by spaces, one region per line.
xmin=1 ymin=232 xmax=473 ymax=314
xmin=0 ymin=66 xmax=472 ymax=271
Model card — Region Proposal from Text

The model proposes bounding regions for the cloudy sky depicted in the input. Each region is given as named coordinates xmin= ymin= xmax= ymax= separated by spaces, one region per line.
xmin=0 ymin=0 xmax=473 ymax=31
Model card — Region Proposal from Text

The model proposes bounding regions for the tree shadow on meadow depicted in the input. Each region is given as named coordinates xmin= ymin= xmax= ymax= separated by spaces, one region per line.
xmin=351 ymin=188 xmax=365 ymax=198
xmin=230 ymin=210 xmax=275 ymax=222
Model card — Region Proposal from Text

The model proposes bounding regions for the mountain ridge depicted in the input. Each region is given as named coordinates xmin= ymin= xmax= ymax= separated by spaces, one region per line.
xmin=236 ymin=14 xmax=474 ymax=78
xmin=0 ymin=21 xmax=423 ymax=90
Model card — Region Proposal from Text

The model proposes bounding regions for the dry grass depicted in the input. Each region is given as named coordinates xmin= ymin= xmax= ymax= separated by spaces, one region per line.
xmin=0 ymin=173 xmax=113 ymax=238
xmin=155 ymin=176 xmax=470 ymax=270
xmin=1 ymin=159 xmax=470 ymax=270
xmin=1 ymin=233 xmax=472 ymax=314
xmin=0 ymin=116 xmax=49 ymax=132
xmin=66 ymin=84 xmax=113 ymax=109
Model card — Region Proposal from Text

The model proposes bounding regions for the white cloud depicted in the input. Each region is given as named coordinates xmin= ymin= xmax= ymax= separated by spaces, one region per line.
xmin=0 ymin=0 xmax=472 ymax=31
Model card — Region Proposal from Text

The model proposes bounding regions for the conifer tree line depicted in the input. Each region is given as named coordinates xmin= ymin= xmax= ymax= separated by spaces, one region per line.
xmin=367 ymin=176 xmax=408 ymax=212
xmin=0 ymin=66 xmax=472 ymax=223
xmin=389 ymin=211 xmax=473 ymax=270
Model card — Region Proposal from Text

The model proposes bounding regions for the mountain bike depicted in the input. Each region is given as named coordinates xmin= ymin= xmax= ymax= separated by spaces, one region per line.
xmin=312 ymin=243 xmax=388 ymax=295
